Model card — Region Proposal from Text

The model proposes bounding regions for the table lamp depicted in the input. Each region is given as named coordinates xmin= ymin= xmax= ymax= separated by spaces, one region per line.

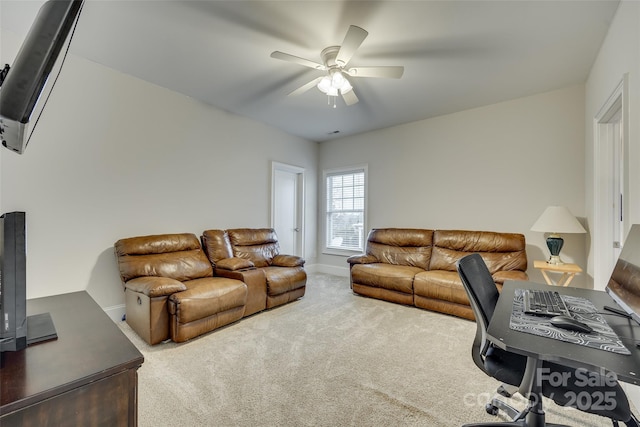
xmin=530 ymin=206 xmax=586 ymax=265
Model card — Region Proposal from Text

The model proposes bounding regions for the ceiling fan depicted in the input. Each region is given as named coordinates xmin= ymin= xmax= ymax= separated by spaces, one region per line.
xmin=270 ymin=25 xmax=404 ymax=107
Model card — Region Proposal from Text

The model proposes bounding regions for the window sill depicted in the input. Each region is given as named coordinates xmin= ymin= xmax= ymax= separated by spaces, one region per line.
xmin=323 ymin=248 xmax=363 ymax=257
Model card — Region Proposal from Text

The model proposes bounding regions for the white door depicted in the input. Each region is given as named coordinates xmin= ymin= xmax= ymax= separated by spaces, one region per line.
xmin=594 ymin=76 xmax=627 ymax=289
xmin=271 ymin=162 xmax=304 ymax=256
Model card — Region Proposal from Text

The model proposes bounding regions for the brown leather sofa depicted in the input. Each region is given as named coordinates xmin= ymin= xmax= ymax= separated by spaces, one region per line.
xmin=201 ymin=228 xmax=307 ymax=314
xmin=347 ymin=228 xmax=528 ymax=320
xmin=114 ymin=233 xmax=248 ymax=344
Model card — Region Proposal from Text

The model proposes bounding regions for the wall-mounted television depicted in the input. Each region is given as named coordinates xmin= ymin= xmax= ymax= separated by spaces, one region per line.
xmin=0 ymin=0 xmax=84 ymax=154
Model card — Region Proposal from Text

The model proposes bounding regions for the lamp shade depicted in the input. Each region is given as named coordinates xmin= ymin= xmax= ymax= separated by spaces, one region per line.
xmin=530 ymin=206 xmax=586 ymax=234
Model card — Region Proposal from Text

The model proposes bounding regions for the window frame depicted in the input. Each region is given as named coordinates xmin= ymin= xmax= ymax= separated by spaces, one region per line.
xmin=322 ymin=164 xmax=368 ymax=256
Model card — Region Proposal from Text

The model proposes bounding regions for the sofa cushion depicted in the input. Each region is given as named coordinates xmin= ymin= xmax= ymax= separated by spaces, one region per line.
xmin=413 ymin=271 xmax=470 ymax=306
xmin=169 ymin=277 xmax=247 ymax=324
xmin=115 ymin=233 xmax=213 ymax=282
xmin=227 ymin=228 xmax=280 ymax=267
xmin=351 ymin=263 xmax=424 ymax=294
xmin=366 ymin=228 xmax=434 ymax=269
xmin=432 ymin=230 xmax=525 ymax=252
xmin=201 ymin=229 xmax=234 ymax=263
xmin=430 ymin=230 xmax=527 ymax=272
xmin=262 ymin=266 xmax=306 ymax=296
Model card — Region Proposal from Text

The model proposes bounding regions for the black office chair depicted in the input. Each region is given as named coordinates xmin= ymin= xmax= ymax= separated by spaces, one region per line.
xmin=456 ymin=253 xmax=639 ymax=427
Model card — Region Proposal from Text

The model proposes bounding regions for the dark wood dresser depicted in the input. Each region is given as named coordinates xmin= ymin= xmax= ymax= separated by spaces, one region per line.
xmin=0 ymin=291 xmax=144 ymax=426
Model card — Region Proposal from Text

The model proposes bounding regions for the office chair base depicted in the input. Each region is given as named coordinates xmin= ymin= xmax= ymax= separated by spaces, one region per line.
xmin=497 ymin=384 xmax=517 ymax=398
xmin=462 ymin=423 xmax=570 ymax=427
xmin=486 ymin=398 xmax=524 ymax=420
xmin=624 ymin=412 xmax=640 ymax=427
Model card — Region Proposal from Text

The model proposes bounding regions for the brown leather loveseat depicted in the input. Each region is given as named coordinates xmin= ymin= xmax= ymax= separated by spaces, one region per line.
xmin=114 ymin=233 xmax=248 ymax=344
xmin=201 ymin=228 xmax=307 ymax=315
xmin=347 ymin=228 xmax=528 ymax=320
xmin=115 ymin=229 xmax=307 ymax=345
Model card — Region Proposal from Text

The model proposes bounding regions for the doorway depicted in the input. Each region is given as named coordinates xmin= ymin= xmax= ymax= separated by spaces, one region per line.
xmin=593 ymin=75 xmax=628 ymax=289
xmin=271 ymin=162 xmax=305 ymax=257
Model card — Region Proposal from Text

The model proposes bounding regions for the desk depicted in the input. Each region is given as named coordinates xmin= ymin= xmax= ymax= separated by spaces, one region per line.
xmin=486 ymin=280 xmax=640 ymax=426
xmin=0 ymin=291 xmax=144 ymax=426
xmin=487 ymin=280 xmax=640 ymax=426
xmin=533 ymin=260 xmax=582 ymax=287
xmin=489 ymin=280 xmax=640 ymax=384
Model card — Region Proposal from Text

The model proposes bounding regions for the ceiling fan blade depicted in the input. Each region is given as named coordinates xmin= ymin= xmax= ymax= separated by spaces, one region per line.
xmin=288 ymin=77 xmax=324 ymax=96
xmin=342 ymin=89 xmax=359 ymax=106
xmin=271 ymin=51 xmax=326 ymax=70
xmin=347 ymin=66 xmax=405 ymax=79
xmin=335 ymin=25 xmax=368 ymax=67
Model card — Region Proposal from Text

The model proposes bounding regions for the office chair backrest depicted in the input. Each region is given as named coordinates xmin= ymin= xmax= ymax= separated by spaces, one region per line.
xmin=456 ymin=253 xmax=502 ymax=369
xmin=457 ymin=253 xmax=500 ymax=325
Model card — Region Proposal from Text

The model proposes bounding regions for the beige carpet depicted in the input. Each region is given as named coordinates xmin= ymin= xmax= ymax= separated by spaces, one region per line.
xmin=118 ymin=272 xmax=630 ymax=426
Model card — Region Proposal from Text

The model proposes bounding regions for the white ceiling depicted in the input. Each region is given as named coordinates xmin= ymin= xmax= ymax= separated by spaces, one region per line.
xmin=1 ymin=0 xmax=620 ymax=142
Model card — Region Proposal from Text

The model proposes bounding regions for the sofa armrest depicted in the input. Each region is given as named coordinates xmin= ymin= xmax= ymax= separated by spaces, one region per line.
xmin=124 ymin=276 xmax=187 ymax=298
xmin=272 ymin=254 xmax=305 ymax=267
xmin=492 ymin=270 xmax=528 ymax=285
xmin=347 ymin=254 xmax=378 ymax=265
xmin=216 ymin=257 xmax=255 ymax=271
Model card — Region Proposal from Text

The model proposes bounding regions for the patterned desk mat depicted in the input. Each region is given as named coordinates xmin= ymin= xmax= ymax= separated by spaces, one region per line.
xmin=510 ymin=289 xmax=630 ymax=355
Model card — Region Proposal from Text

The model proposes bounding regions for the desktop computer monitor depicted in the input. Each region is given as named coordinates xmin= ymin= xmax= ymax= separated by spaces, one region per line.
xmin=606 ymin=224 xmax=640 ymax=325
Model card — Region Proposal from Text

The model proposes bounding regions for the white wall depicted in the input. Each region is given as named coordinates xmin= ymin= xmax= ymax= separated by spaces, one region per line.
xmin=0 ymin=52 xmax=318 ymax=311
xmin=586 ymin=0 xmax=640 ymax=288
xmin=319 ymin=85 xmax=588 ymax=283
xmin=585 ymin=0 xmax=640 ymax=407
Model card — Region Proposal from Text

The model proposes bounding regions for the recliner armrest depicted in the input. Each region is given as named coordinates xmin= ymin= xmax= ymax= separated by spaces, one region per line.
xmin=272 ymin=254 xmax=305 ymax=267
xmin=216 ymin=257 xmax=255 ymax=271
xmin=346 ymin=254 xmax=377 ymax=265
xmin=124 ymin=276 xmax=187 ymax=297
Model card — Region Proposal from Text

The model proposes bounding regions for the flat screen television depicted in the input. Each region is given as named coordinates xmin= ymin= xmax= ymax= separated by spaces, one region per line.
xmin=606 ymin=224 xmax=640 ymax=325
xmin=0 ymin=0 xmax=84 ymax=154
xmin=0 ymin=212 xmax=57 ymax=359
xmin=0 ymin=212 xmax=27 ymax=352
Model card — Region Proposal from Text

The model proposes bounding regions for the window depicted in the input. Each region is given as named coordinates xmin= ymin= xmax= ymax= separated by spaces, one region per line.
xmin=324 ymin=166 xmax=367 ymax=253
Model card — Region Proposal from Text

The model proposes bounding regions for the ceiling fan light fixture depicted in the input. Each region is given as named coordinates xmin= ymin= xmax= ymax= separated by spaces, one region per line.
xmin=317 ymin=72 xmax=352 ymax=97
xmin=317 ymin=76 xmax=332 ymax=94
xmin=331 ymin=70 xmax=346 ymax=87
xmin=272 ymin=25 xmax=403 ymax=108
xmin=340 ymin=79 xmax=353 ymax=94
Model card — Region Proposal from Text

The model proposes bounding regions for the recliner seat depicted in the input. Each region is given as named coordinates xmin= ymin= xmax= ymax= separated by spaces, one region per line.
xmin=201 ymin=228 xmax=306 ymax=312
xmin=115 ymin=233 xmax=247 ymax=344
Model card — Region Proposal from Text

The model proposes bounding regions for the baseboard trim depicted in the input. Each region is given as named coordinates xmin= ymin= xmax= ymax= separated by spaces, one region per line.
xmin=103 ymin=304 xmax=126 ymax=323
xmin=307 ymin=263 xmax=349 ymax=277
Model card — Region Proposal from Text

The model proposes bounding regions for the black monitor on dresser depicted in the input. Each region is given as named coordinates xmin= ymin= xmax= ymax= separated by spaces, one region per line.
xmin=606 ymin=224 xmax=640 ymax=325
xmin=0 ymin=212 xmax=57 ymax=359
xmin=0 ymin=212 xmax=28 ymax=352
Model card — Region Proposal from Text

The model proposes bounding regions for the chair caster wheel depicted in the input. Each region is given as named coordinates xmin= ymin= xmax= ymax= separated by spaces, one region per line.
xmin=497 ymin=385 xmax=513 ymax=398
xmin=485 ymin=403 xmax=499 ymax=416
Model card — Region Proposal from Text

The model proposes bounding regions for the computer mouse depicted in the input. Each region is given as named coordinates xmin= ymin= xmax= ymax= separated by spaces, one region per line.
xmin=549 ymin=315 xmax=594 ymax=333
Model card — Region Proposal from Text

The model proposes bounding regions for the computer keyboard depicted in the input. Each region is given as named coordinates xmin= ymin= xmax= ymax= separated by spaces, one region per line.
xmin=522 ymin=289 xmax=571 ymax=317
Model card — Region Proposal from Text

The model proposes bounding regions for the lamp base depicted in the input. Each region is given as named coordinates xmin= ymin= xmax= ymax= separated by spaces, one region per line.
xmin=546 ymin=235 xmax=564 ymax=265
xmin=547 ymin=255 xmax=564 ymax=265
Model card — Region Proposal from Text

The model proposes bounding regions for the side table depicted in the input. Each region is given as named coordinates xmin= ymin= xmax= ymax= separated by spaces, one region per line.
xmin=533 ymin=260 xmax=582 ymax=287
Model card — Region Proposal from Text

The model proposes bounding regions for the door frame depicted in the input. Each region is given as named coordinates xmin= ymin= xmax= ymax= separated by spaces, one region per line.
xmin=593 ymin=74 xmax=629 ymax=289
xmin=271 ymin=161 xmax=305 ymax=257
